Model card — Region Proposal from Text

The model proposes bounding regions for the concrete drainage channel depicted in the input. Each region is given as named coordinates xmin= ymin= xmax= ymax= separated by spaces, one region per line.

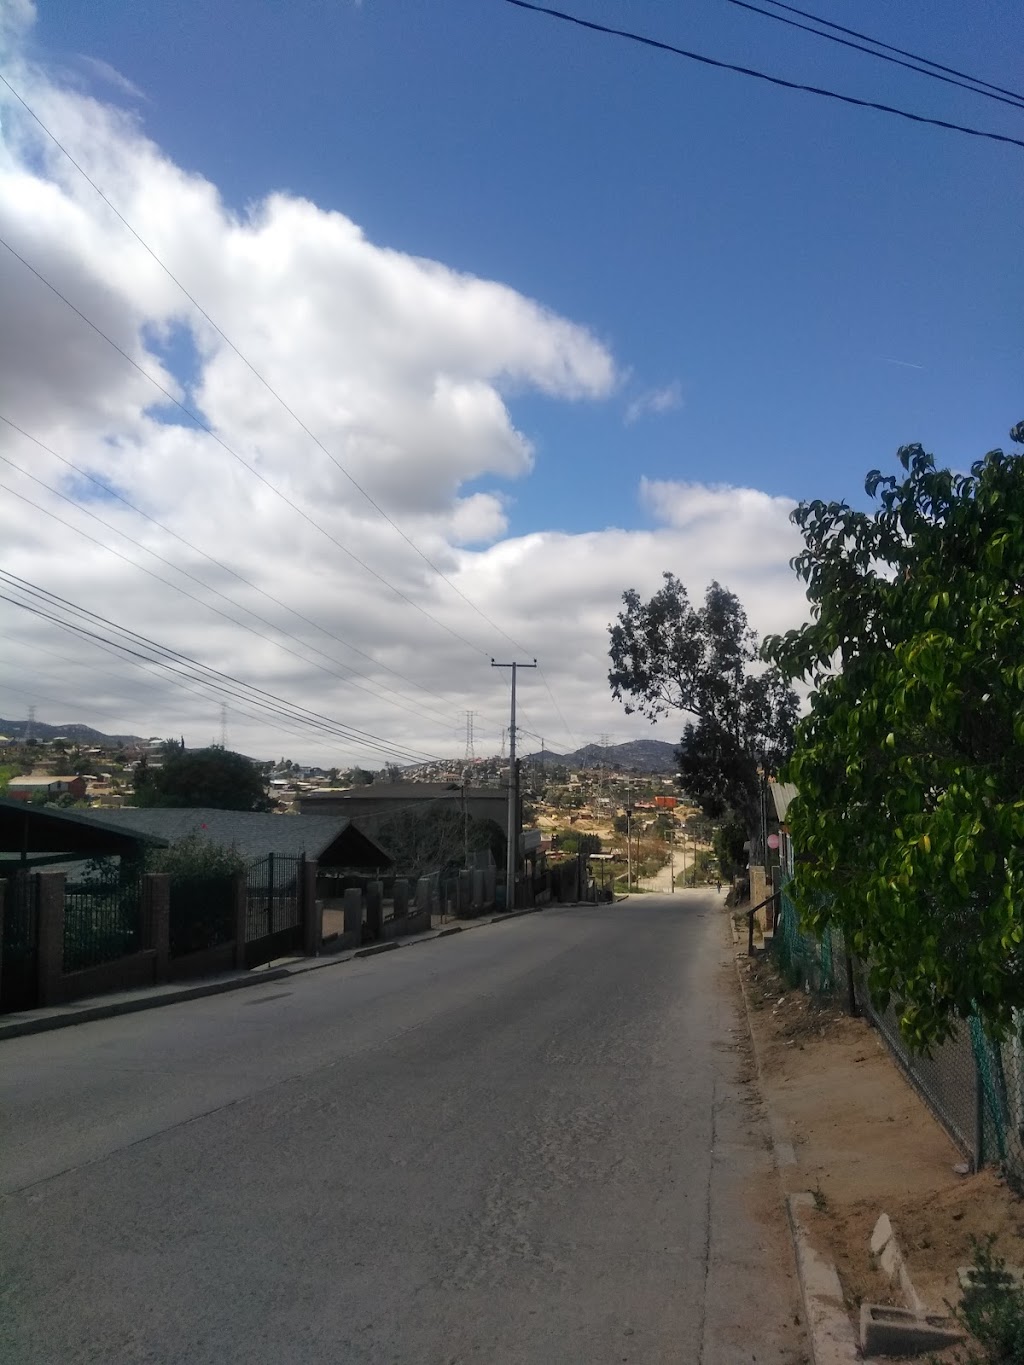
xmin=732 ymin=919 xmax=966 ymax=1363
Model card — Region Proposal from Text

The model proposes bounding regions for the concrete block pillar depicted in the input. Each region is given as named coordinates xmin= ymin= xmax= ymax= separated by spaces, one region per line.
xmin=365 ymin=880 xmax=383 ymax=939
xmin=472 ymin=869 xmax=484 ymax=908
xmin=483 ymin=868 xmax=496 ymax=906
xmin=415 ymin=877 xmax=432 ymax=914
xmin=143 ymin=873 xmax=170 ymax=982
xmin=750 ymin=865 xmax=768 ymax=928
xmin=458 ymin=870 xmax=472 ymax=915
xmin=392 ymin=879 xmax=410 ymax=918
xmin=343 ymin=887 xmax=364 ymax=938
xmin=35 ymin=871 xmax=67 ymax=1007
xmin=302 ymin=859 xmax=321 ymax=957
xmin=233 ymin=872 xmax=248 ymax=970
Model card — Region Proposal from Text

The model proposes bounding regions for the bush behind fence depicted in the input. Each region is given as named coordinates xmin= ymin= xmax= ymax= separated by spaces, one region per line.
xmin=64 ymin=874 xmax=143 ymax=974
xmin=773 ymin=878 xmax=1024 ymax=1188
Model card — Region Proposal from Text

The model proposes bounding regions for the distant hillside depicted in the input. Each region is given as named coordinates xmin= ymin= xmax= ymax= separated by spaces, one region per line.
xmin=523 ymin=739 xmax=678 ymax=774
xmin=0 ymin=718 xmax=146 ymax=747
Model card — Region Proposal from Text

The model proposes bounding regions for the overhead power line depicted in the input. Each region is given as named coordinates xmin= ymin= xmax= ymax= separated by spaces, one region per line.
xmin=721 ymin=0 xmax=1024 ymax=113
xmin=0 ymin=233 xmax=490 ymax=659
xmin=0 ymin=71 xmax=582 ymax=749
xmin=0 ymin=70 xmax=534 ymax=658
xmin=0 ymin=470 xmax=457 ymax=734
xmin=0 ymin=415 xmax=451 ymax=712
xmin=0 ymin=413 xmax=509 ymax=737
xmin=754 ymin=0 xmax=1024 ymax=106
xmin=502 ymin=0 xmax=1024 ymax=151
xmin=0 ymin=438 xmax=460 ymax=733
xmin=0 ymin=571 xmax=441 ymax=765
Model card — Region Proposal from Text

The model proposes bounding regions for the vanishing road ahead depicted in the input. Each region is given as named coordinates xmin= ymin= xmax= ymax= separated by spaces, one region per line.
xmin=2 ymin=895 xmax=807 ymax=1365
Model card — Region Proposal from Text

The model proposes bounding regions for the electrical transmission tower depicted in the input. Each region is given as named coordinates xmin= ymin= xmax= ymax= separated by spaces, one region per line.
xmin=26 ymin=705 xmax=36 ymax=743
xmin=220 ymin=704 xmax=229 ymax=750
xmin=598 ymin=731 xmax=611 ymax=802
xmin=464 ymin=710 xmax=476 ymax=762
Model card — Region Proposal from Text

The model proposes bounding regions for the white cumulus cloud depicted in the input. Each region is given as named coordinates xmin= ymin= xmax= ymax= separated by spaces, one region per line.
xmin=0 ymin=25 xmax=810 ymax=767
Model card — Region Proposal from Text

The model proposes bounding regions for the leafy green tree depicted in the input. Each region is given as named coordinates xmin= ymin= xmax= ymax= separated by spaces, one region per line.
xmin=608 ymin=576 xmax=798 ymax=842
xmin=763 ymin=426 xmax=1024 ymax=1047
xmin=555 ymin=830 xmax=602 ymax=856
xmin=712 ymin=813 xmax=747 ymax=881
xmin=132 ymin=745 xmax=272 ymax=812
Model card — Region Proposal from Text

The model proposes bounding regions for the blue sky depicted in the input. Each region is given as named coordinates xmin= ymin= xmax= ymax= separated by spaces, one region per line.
xmin=30 ymin=0 xmax=1024 ymax=534
xmin=0 ymin=0 xmax=1021 ymax=760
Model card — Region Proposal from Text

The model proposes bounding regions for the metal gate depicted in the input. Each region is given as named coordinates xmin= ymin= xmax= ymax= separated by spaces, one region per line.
xmin=245 ymin=853 xmax=304 ymax=969
xmin=1 ymin=871 xmax=38 ymax=1013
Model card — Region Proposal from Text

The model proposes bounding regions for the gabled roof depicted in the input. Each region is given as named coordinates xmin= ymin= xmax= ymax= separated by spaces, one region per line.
xmin=74 ymin=807 xmax=390 ymax=868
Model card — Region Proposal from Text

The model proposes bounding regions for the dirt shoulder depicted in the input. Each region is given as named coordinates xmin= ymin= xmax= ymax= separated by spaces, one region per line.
xmin=739 ymin=947 xmax=1024 ymax=1325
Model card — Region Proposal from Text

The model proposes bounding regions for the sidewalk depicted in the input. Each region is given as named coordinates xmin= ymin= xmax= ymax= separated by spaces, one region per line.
xmin=0 ymin=905 xmax=549 ymax=1042
xmin=733 ymin=927 xmax=1024 ymax=1358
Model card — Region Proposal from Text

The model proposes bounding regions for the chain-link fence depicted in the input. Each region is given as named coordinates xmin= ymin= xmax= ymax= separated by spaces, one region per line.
xmin=773 ymin=878 xmax=853 ymax=1008
xmin=770 ymin=877 xmax=1024 ymax=1188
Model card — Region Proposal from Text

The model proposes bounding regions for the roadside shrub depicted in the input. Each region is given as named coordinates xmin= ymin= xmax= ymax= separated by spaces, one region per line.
xmin=946 ymin=1235 xmax=1024 ymax=1365
xmin=149 ymin=835 xmax=246 ymax=958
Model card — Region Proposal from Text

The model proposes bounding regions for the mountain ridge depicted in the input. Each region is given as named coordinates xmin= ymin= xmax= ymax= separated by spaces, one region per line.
xmin=522 ymin=738 xmax=677 ymax=773
xmin=0 ymin=718 xmax=147 ymax=747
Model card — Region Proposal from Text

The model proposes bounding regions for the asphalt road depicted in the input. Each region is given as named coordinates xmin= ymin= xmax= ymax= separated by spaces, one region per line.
xmin=1 ymin=894 xmax=806 ymax=1365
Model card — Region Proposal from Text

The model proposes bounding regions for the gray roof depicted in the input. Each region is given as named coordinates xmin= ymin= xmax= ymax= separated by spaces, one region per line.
xmin=770 ymin=782 xmax=799 ymax=822
xmin=75 ymin=808 xmax=389 ymax=866
xmin=301 ymin=782 xmax=503 ymax=804
xmin=0 ymin=795 xmax=169 ymax=855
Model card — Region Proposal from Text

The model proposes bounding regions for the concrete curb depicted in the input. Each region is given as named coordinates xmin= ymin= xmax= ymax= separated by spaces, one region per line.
xmin=731 ymin=934 xmax=797 ymax=1169
xmin=730 ymin=916 xmax=859 ymax=1362
xmin=353 ymin=941 xmax=401 ymax=960
xmin=0 ymin=903 xmax=552 ymax=1041
xmin=0 ymin=967 xmax=293 ymax=1040
xmin=788 ymin=1194 xmax=862 ymax=1365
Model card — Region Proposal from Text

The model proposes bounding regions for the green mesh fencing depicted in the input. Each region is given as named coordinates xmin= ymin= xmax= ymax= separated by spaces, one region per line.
xmin=772 ymin=877 xmax=847 ymax=1002
xmin=771 ymin=877 xmax=1024 ymax=1184
xmin=971 ymin=1022 xmax=1024 ymax=1190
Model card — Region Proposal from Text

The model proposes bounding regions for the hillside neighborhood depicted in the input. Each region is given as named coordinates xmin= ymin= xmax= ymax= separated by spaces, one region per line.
xmin=3 ymin=2 xmax=1023 ymax=1361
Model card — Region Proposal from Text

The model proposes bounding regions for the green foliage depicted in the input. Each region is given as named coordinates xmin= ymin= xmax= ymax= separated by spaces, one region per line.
xmin=0 ymin=762 xmax=17 ymax=793
xmin=554 ymin=830 xmax=602 ymax=856
xmin=763 ymin=427 xmax=1024 ymax=1048
xmin=713 ymin=814 xmax=748 ymax=880
xmin=948 ymin=1235 xmax=1024 ymax=1364
xmin=608 ymin=576 xmax=798 ymax=833
xmin=147 ymin=832 xmax=247 ymax=880
xmin=132 ymin=745 xmax=272 ymax=812
xmin=148 ymin=835 xmax=245 ymax=958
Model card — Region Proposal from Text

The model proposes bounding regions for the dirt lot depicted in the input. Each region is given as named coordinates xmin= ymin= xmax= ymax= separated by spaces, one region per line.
xmin=738 ymin=945 xmax=1024 ymax=1330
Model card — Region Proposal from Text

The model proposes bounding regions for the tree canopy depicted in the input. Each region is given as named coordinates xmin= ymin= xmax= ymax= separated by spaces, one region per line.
xmin=132 ymin=745 xmax=272 ymax=812
xmin=608 ymin=575 xmax=797 ymax=838
xmin=763 ymin=426 xmax=1024 ymax=1047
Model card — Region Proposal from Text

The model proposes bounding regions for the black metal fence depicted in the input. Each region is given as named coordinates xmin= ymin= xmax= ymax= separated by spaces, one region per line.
xmin=64 ymin=873 xmax=144 ymax=974
xmin=169 ymin=873 xmax=237 ymax=958
xmin=245 ymin=853 xmax=303 ymax=968
xmin=1 ymin=872 xmax=38 ymax=1012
